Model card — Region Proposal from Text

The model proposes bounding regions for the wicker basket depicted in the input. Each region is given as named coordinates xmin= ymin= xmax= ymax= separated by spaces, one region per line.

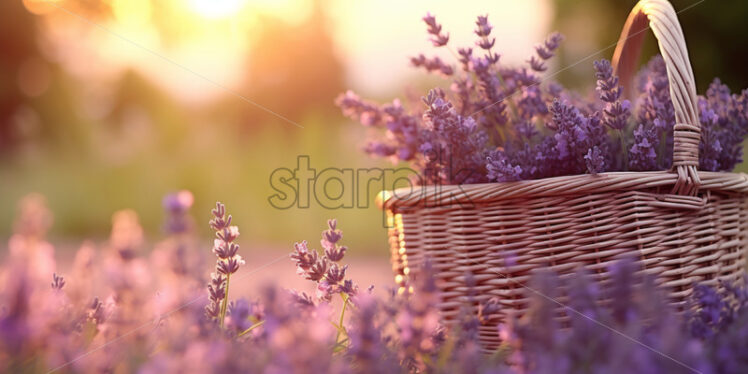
xmin=377 ymin=0 xmax=748 ymax=349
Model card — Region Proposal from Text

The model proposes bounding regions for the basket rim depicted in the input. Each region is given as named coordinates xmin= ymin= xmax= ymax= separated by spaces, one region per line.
xmin=377 ymin=170 xmax=748 ymax=209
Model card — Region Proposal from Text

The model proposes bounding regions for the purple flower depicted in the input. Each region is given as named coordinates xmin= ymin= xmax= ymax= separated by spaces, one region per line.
xmin=549 ymin=100 xmax=587 ymax=159
xmin=336 ymin=11 xmax=748 ymax=186
xmin=324 ymin=245 xmax=346 ymax=263
xmin=290 ymin=220 xmax=359 ymax=304
xmin=422 ymin=13 xmax=449 ymax=47
xmin=205 ymin=202 xmax=243 ymax=324
xmin=594 ymin=59 xmax=631 ymax=130
xmin=474 ymin=15 xmax=495 ymax=50
xmin=325 ymin=263 xmax=347 ymax=284
xmin=698 ymin=79 xmax=748 ymax=171
xmin=478 ymin=297 xmax=501 ymax=325
xmin=51 ymin=273 xmax=65 ymax=291
xmin=335 ymin=90 xmax=382 ymax=126
xmin=410 ymin=54 xmax=454 ymax=76
xmin=584 ymin=146 xmax=605 ymax=174
xmin=633 ymin=56 xmax=675 ymax=170
xmin=305 ymin=256 xmax=328 ymax=282
xmin=217 ymin=256 xmax=245 ymax=275
xmin=289 ymin=290 xmax=317 ymax=309
xmin=486 ymin=150 xmax=522 ymax=182
xmin=629 ymin=124 xmax=658 ymax=171
xmin=291 ymin=240 xmax=317 ymax=272
xmin=528 ymin=32 xmax=563 ymax=72
xmin=457 ymin=48 xmax=473 ymax=72
xmin=162 ymin=190 xmax=194 ymax=234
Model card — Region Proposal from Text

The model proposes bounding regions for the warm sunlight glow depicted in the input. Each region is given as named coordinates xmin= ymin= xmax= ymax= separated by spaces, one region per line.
xmin=22 ymin=0 xmax=62 ymax=15
xmin=112 ymin=0 xmax=152 ymax=26
xmin=189 ymin=0 xmax=246 ymax=19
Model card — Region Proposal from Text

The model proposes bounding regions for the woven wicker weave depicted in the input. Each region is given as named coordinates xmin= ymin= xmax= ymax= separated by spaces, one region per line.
xmin=377 ymin=0 xmax=748 ymax=349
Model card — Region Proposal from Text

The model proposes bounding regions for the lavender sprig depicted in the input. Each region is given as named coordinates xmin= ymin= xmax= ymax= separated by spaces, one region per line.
xmin=423 ymin=13 xmax=449 ymax=47
xmin=474 ymin=15 xmax=495 ymax=51
xmin=290 ymin=219 xmax=359 ymax=349
xmin=205 ymin=202 xmax=244 ymax=328
xmin=528 ymin=32 xmax=563 ymax=72
xmin=338 ymin=13 xmax=748 ymax=185
xmin=594 ymin=59 xmax=631 ymax=131
xmin=51 ymin=273 xmax=65 ymax=291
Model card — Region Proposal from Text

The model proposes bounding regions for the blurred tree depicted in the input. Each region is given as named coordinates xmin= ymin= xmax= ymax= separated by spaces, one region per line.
xmin=0 ymin=1 xmax=95 ymax=156
xmin=239 ymin=0 xmax=345 ymax=128
xmin=551 ymin=0 xmax=748 ymax=92
xmin=0 ymin=1 xmax=43 ymax=152
xmin=106 ymin=69 xmax=190 ymax=154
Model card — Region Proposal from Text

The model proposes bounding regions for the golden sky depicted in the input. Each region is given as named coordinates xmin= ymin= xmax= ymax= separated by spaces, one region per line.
xmin=26 ymin=0 xmax=550 ymax=103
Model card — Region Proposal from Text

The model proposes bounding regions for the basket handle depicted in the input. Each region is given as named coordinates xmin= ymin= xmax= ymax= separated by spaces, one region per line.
xmin=612 ymin=0 xmax=701 ymax=196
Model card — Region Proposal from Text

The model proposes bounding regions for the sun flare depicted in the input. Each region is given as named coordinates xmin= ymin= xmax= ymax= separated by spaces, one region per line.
xmin=189 ymin=0 xmax=246 ymax=19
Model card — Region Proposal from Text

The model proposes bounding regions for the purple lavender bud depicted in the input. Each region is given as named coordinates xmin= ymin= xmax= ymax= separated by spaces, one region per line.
xmin=291 ymin=240 xmax=318 ymax=271
xmin=690 ymin=284 xmax=726 ymax=339
xmin=528 ymin=32 xmax=563 ymax=72
xmin=325 ymin=263 xmax=347 ymax=284
xmin=51 ymin=273 xmax=65 ymax=290
xmin=474 ymin=15 xmax=492 ymax=37
xmin=217 ymin=226 xmax=239 ymax=243
xmin=316 ymin=280 xmax=335 ymax=302
xmin=478 ymin=297 xmax=501 ymax=325
xmin=457 ymin=48 xmax=473 ymax=71
xmin=217 ymin=256 xmax=245 ymax=275
xmin=549 ymin=99 xmax=587 ymax=158
xmin=364 ymin=142 xmax=397 ymax=158
xmin=205 ymin=202 xmax=243 ymax=323
xmin=305 ymin=257 xmax=328 ymax=282
xmin=410 ymin=54 xmax=454 ymax=76
xmin=324 ymin=245 xmax=346 ymax=263
xmin=486 ymin=150 xmax=522 ymax=182
xmin=162 ymin=190 xmax=194 ymax=234
xmin=335 ymin=90 xmax=383 ymax=126
xmin=162 ymin=191 xmax=192 ymax=212
xmin=212 ymin=242 xmax=239 ymax=259
xmin=337 ymin=279 xmax=358 ymax=297
xmin=88 ymin=297 xmax=107 ymax=325
xmin=321 ymin=221 xmax=342 ymax=248
xmin=594 ymin=59 xmax=621 ymax=103
xmin=422 ymin=13 xmax=449 ymax=47
xmin=205 ymin=301 xmax=221 ymax=319
xmin=629 ymin=124 xmax=658 ymax=171
xmin=348 ymin=294 xmax=392 ymax=370
xmin=209 ymin=202 xmax=229 ymax=229
xmin=594 ymin=59 xmax=631 ymax=131
xmin=208 ymin=282 xmax=226 ymax=302
xmin=226 ymin=301 xmax=249 ymax=330
xmin=528 ymin=56 xmax=547 ymax=72
xmin=477 ymin=37 xmax=495 ymax=50
xmin=289 ymin=290 xmax=317 ymax=309
xmin=584 ymin=146 xmax=606 ymax=174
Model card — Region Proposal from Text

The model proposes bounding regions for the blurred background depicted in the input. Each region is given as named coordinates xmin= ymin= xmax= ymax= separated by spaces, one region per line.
xmin=1 ymin=0 xmax=747 ymax=261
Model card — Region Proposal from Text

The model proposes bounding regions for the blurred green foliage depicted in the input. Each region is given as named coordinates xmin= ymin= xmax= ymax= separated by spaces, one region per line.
xmin=551 ymin=0 xmax=748 ymax=92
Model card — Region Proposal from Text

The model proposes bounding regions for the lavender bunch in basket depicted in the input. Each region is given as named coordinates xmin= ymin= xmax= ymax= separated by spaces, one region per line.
xmin=337 ymin=13 xmax=748 ymax=185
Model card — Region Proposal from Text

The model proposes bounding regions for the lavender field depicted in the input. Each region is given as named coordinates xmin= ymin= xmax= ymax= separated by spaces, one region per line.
xmin=2 ymin=0 xmax=748 ymax=373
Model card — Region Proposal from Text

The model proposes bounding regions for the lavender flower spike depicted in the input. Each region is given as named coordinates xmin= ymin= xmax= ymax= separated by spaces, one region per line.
xmin=594 ymin=59 xmax=631 ymax=131
xmin=584 ymin=146 xmax=605 ymax=174
xmin=474 ymin=15 xmax=495 ymax=50
xmin=205 ymin=202 xmax=244 ymax=327
xmin=422 ymin=13 xmax=449 ymax=47
xmin=51 ymin=273 xmax=65 ymax=290
xmin=528 ymin=32 xmax=564 ymax=72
